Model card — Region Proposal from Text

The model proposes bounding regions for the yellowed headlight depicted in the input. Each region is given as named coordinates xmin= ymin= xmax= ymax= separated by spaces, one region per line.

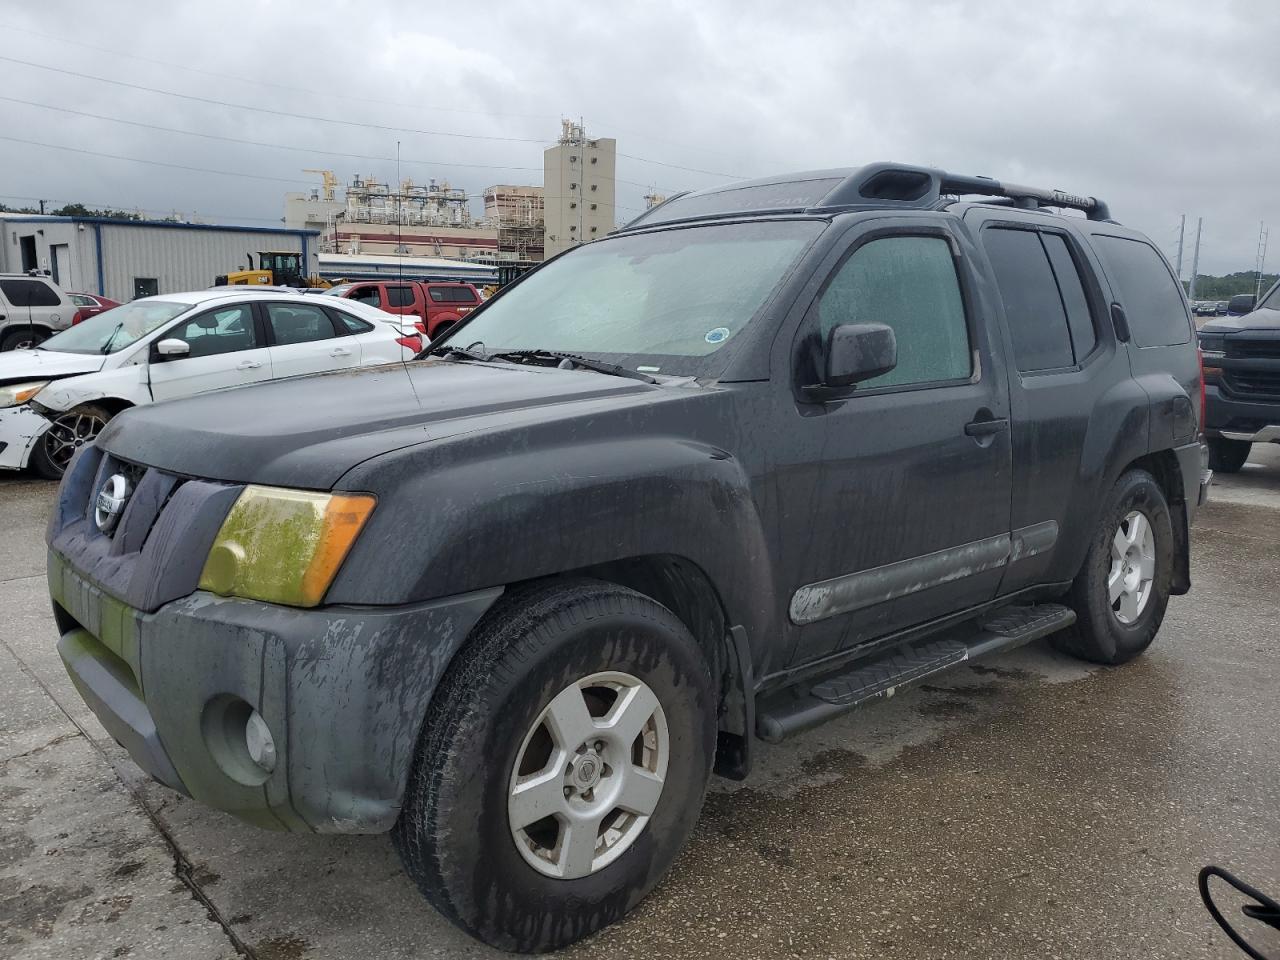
xmin=198 ymin=485 xmax=376 ymax=608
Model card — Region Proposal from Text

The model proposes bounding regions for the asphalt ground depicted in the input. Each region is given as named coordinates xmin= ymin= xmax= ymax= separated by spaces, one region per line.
xmin=2 ymin=446 xmax=1279 ymax=959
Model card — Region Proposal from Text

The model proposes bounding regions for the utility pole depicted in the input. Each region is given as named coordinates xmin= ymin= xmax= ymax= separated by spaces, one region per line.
xmin=1188 ymin=217 xmax=1203 ymax=301
xmin=38 ymin=199 xmax=46 ymax=215
xmin=1254 ymin=221 xmax=1269 ymax=301
xmin=1175 ymin=214 xmax=1186 ymax=285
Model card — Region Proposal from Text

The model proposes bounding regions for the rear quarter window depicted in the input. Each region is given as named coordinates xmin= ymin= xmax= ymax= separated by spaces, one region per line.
xmin=1091 ymin=235 xmax=1190 ymax=347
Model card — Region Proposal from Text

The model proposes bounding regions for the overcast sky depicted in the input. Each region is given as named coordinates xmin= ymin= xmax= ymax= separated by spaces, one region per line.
xmin=1 ymin=0 xmax=1276 ymax=275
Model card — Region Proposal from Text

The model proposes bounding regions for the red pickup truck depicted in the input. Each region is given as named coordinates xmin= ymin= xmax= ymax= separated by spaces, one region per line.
xmin=323 ymin=280 xmax=483 ymax=340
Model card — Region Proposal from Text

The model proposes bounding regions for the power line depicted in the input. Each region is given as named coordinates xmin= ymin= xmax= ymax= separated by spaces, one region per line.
xmin=0 ymin=95 xmax=542 ymax=173
xmin=0 ymin=134 xmax=315 ymax=184
xmin=0 ymin=54 xmax=746 ymax=180
xmin=3 ymin=21 xmax=761 ymax=169
xmin=0 ymin=55 xmax=547 ymax=144
xmin=0 ymin=21 xmax=561 ymax=124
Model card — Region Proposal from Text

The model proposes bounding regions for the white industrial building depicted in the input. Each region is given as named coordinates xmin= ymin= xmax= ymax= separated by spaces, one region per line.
xmin=0 ymin=214 xmax=320 ymax=301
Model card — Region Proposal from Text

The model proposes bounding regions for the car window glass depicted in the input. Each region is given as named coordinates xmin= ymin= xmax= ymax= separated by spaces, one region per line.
xmin=386 ymin=285 xmax=414 ymax=308
xmin=170 ymin=304 xmax=259 ymax=358
xmin=265 ymin=303 xmax=337 ymax=346
xmin=331 ymin=309 xmax=375 ymax=334
xmin=429 ymin=286 xmax=478 ymax=304
xmin=1092 ymin=235 xmax=1190 ymax=347
xmin=350 ymin=286 xmax=382 ymax=308
xmin=70 ymin=294 xmax=96 ymax=307
xmin=1040 ymin=233 xmax=1097 ymax=360
xmin=0 ymin=279 xmax=60 ymax=307
xmin=983 ymin=227 xmax=1075 ymax=372
xmin=817 ymin=235 xmax=971 ymax=388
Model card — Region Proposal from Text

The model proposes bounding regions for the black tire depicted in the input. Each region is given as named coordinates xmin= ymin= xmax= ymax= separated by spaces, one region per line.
xmin=429 ymin=321 xmax=455 ymax=342
xmin=392 ymin=579 xmax=717 ymax=952
xmin=0 ymin=327 xmax=49 ymax=351
xmin=30 ymin=403 xmax=114 ymax=480
xmin=1207 ymin=437 xmax=1251 ymax=473
xmin=1053 ymin=469 xmax=1173 ymax=665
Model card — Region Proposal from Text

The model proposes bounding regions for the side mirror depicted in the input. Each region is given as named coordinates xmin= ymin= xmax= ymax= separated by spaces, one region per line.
xmin=828 ymin=320 xmax=897 ymax=383
xmin=154 ymin=338 xmax=190 ymax=359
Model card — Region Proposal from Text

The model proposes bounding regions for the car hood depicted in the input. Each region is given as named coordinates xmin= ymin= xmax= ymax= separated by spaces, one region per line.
xmin=0 ymin=348 xmax=106 ymax=385
xmin=1201 ymin=306 xmax=1280 ymax=333
xmin=98 ymin=358 xmax=667 ymax=489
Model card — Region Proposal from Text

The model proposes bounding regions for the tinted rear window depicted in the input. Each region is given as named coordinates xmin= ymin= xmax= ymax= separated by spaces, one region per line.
xmin=0 ymin=278 xmax=60 ymax=307
xmin=637 ymin=178 xmax=843 ymax=226
xmin=386 ymin=285 xmax=415 ymax=308
xmin=1092 ymin=235 xmax=1190 ymax=347
xmin=983 ymin=228 xmax=1075 ymax=371
xmin=428 ymin=286 xmax=478 ymax=304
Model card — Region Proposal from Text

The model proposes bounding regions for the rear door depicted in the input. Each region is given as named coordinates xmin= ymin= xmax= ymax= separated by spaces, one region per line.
xmin=968 ymin=208 xmax=1133 ymax=593
xmin=262 ymin=300 xmax=360 ymax=378
xmin=383 ymin=283 xmax=422 ymax=324
xmin=148 ymin=302 xmax=273 ymax=400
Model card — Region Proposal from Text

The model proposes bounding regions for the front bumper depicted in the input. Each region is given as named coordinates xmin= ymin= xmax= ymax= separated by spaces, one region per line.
xmin=50 ymin=551 xmax=500 ymax=833
xmin=0 ymin=404 xmax=50 ymax=471
xmin=1203 ymin=383 xmax=1280 ymax=441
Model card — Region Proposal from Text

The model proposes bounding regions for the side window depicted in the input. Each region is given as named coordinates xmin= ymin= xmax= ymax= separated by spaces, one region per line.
xmin=330 ymin=309 xmax=375 ymax=334
xmin=1040 ymin=233 xmax=1097 ymax=360
xmin=349 ymin=285 xmax=382 ymax=308
xmin=265 ymin=303 xmax=338 ymax=346
xmin=816 ymin=235 xmax=970 ymax=388
xmin=1091 ymin=235 xmax=1191 ymax=347
xmin=169 ymin=304 xmax=259 ymax=358
xmin=982 ymin=228 xmax=1075 ymax=372
xmin=385 ymin=285 xmax=414 ymax=308
xmin=0 ymin=279 xmax=60 ymax=307
xmin=428 ymin=287 xmax=446 ymax=304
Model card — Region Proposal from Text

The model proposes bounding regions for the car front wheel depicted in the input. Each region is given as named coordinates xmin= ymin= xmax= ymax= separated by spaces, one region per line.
xmin=392 ymin=579 xmax=717 ymax=951
xmin=0 ymin=327 xmax=49 ymax=351
xmin=30 ymin=404 xmax=113 ymax=480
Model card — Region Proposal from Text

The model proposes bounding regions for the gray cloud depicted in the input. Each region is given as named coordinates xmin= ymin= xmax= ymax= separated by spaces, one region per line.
xmin=1 ymin=0 xmax=1276 ymax=273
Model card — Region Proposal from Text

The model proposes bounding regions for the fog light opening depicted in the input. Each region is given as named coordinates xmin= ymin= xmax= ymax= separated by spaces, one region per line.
xmin=245 ymin=710 xmax=276 ymax=773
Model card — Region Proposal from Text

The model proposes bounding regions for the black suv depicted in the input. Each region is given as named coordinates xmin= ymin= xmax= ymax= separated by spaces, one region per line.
xmin=1199 ymin=279 xmax=1280 ymax=471
xmin=46 ymin=163 xmax=1208 ymax=951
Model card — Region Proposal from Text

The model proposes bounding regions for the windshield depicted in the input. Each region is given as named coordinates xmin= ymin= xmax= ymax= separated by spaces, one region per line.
xmin=40 ymin=300 xmax=190 ymax=355
xmin=447 ymin=220 xmax=824 ymax=376
xmin=322 ymin=285 xmax=354 ymax=297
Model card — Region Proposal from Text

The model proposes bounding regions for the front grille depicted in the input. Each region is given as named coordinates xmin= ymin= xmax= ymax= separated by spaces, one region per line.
xmin=1224 ymin=370 xmax=1280 ymax=400
xmin=1228 ymin=338 xmax=1280 ymax=360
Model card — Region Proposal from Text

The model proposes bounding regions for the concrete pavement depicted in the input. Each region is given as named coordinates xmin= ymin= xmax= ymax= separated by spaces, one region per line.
xmin=2 ymin=447 xmax=1279 ymax=958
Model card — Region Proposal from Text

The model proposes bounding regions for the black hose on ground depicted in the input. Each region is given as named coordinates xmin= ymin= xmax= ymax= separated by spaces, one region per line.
xmin=1200 ymin=865 xmax=1280 ymax=960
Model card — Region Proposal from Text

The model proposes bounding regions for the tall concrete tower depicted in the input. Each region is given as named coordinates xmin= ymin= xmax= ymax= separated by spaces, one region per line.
xmin=544 ymin=120 xmax=616 ymax=259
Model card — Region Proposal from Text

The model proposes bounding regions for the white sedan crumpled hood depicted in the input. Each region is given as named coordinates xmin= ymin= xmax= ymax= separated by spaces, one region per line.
xmin=0 ymin=348 xmax=106 ymax=381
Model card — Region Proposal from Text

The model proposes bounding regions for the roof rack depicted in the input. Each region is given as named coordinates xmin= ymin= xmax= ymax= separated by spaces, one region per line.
xmin=618 ymin=162 xmax=1113 ymax=232
xmin=814 ymin=163 xmax=1113 ymax=221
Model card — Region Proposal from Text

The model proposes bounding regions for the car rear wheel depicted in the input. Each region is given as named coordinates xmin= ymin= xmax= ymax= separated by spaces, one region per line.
xmin=429 ymin=321 xmax=455 ymax=342
xmin=1053 ymin=469 xmax=1173 ymax=665
xmin=392 ymin=579 xmax=717 ymax=951
xmin=0 ymin=327 xmax=49 ymax=351
xmin=30 ymin=404 xmax=113 ymax=480
xmin=1207 ymin=437 xmax=1251 ymax=473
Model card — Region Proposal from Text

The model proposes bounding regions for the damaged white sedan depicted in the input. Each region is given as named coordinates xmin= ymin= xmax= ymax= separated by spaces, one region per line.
xmin=0 ymin=290 xmax=421 ymax=478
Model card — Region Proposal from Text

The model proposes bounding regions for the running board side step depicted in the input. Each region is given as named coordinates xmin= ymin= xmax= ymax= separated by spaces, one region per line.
xmin=756 ymin=603 xmax=1076 ymax=742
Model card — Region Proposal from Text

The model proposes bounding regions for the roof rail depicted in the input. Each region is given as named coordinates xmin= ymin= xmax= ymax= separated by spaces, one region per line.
xmin=814 ymin=163 xmax=1112 ymax=221
xmin=615 ymin=162 xmax=1114 ymax=234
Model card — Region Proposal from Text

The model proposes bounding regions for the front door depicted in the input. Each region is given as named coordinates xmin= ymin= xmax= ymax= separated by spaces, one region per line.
xmin=784 ymin=219 xmax=1014 ymax=666
xmin=149 ymin=302 xmax=273 ymax=400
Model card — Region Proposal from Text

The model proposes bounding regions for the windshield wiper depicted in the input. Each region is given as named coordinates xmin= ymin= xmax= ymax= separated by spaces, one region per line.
xmin=493 ymin=350 xmax=658 ymax=384
xmin=427 ymin=341 xmax=492 ymax=363
xmin=99 ymin=322 xmax=125 ymax=355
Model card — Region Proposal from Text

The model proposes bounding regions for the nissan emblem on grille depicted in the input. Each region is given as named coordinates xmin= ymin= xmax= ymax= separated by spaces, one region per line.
xmin=94 ymin=474 xmax=133 ymax=533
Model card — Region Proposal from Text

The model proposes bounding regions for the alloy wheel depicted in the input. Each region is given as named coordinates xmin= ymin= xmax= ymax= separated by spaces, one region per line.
xmin=43 ymin=411 xmax=107 ymax=473
xmin=1108 ymin=509 xmax=1156 ymax=624
xmin=508 ymin=671 xmax=669 ymax=880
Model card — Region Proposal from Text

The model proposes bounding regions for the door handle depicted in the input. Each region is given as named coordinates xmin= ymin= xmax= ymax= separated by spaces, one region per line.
xmin=964 ymin=416 xmax=1009 ymax=438
xmin=330 ymin=347 xmax=352 ymax=357
xmin=236 ymin=360 xmax=262 ymax=370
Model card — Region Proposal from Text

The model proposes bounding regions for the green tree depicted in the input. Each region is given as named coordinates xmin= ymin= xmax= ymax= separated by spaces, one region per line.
xmin=1188 ymin=271 xmax=1278 ymax=299
xmin=49 ymin=203 xmax=142 ymax=220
